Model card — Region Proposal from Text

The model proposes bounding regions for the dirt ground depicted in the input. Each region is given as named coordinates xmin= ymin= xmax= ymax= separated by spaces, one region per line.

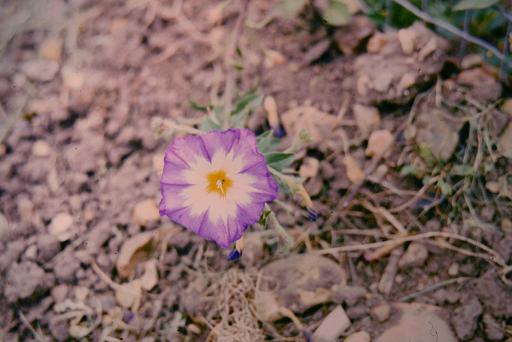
xmin=1 ymin=0 xmax=512 ymax=341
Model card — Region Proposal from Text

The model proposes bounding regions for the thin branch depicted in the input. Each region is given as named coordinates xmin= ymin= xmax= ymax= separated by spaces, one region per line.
xmin=17 ymin=309 xmax=46 ymax=342
xmin=399 ymin=277 xmax=470 ymax=302
xmin=392 ymin=0 xmax=512 ymax=68
xmin=497 ymin=6 xmax=512 ymax=23
xmin=314 ymin=231 xmax=507 ymax=267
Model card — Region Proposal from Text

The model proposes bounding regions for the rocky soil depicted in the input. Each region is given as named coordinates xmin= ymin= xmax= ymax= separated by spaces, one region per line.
xmin=1 ymin=0 xmax=511 ymax=341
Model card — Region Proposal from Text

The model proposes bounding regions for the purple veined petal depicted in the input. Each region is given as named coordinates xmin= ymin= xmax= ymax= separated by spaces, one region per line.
xmin=160 ymin=159 xmax=191 ymax=186
xmin=160 ymin=128 xmax=279 ymax=248
xmin=166 ymin=134 xmax=212 ymax=165
xmin=199 ymin=129 xmax=241 ymax=160
xmin=238 ymin=160 xmax=279 ymax=201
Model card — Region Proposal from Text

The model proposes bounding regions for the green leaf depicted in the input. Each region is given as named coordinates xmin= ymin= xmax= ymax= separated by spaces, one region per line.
xmin=257 ymin=130 xmax=280 ymax=154
xmin=229 ymin=91 xmax=262 ymax=128
xmin=199 ymin=116 xmax=221 ymax=131
xmin=436 ymin=179 xmax=453 ymax=196
xmin=272 ymin=0 xmax=308 ymax=19
xmin=265 ymin=152 xmax=295 ymax=171
xmin=453 ymin=0 xmax=498 ymax=11
xmin=258 ymin=208 xmax=271 ymax=226
xmin=418 ymin=144 xmax=436 ymax=168
xmin=189 ymin=100 xmax=210 ymax=112
xmin=451 ymin=164 xmax=475 ymax=176
xmin=231 ymin=91 xmax=261 ymax=115
xmin=321 ymin=0 xmax=351 ymax=26
xmin=231 ymin=110 xmax=250 ymax=128
xmin=231 ymin=63 xmax=244 ymax=71
xmin=399 ymin=164 xmax=418 ymax=177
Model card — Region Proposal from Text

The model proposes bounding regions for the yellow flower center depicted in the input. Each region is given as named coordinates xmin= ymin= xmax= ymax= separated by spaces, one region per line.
xmin=206 ymin=169 xmax=233 ymax=197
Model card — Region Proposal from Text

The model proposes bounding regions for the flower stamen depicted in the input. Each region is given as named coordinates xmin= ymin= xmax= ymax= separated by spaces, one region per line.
xmin=207 ymin=169 xmax=233 ymax=197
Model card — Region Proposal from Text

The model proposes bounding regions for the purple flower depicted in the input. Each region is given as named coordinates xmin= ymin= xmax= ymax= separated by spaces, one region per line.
xmin=160 ymin=129 xmax=278 ymax=248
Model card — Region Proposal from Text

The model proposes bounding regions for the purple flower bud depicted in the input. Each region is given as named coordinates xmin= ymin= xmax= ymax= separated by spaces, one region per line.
xmin=272 ymin=124 xmax=286 ymax=138
xmin=227 ymin=249 xmax=241 ymax=261
xmin=307 ymin=208 xmax=318 ymax=221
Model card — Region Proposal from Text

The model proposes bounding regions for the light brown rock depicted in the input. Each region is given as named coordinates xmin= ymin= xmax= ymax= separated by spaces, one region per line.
xmin=281 ymin=106 xmax=338 ymax=146
xmin=356 ymin=23 xmax=449 ymax=104
xmin=256 ymin=254 xmax=346 ymax=321
xmin=414 ymin=108 xmax=463 ymax=161
xmin=366 ymin=130 xmax=393 ymax=158
xmin=49 ymin=212 xmax=74 ymax=241
xmin=133 ymin=199 xmax=160 ymax=226
xmin=299 ymin=157 xmax=320 ymax=178
xmin=371 ymin=302 xmax=391 ymax=322
xmin=376 ymin=303 xmax=457 ymax=342
xmin=312 ymin=305 xmax=351 ymax=342
xmin=21 ymin=59 xmax=59 ymax=82
xmin=353 ymin=104 xmax=380 ymax=138
xmin=398 ymin=242 xmax=428 ymax=269
xmin=61 ymin=65 xmax=85 ymax=90
xmin=343 ymin=155 xmax=365 ymax=184
xmin=32 ymin=140 xmax=52 ymax=157
xmin=38 ymin=37 xmax=62 ymax=62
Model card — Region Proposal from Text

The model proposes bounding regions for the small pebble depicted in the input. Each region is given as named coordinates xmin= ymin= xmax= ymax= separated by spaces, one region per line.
xmin=448 ymin=263 xmax=459 ymax=276
xmin=54 ymin=254 xmax=81 ymax=282
xmin=371 ymin=302 xmax=391 ymax=322
xmin=399 ymin=242 xmax=428 ymax=269
xmin=38 ymin=37 xmax=62 ymax=62
xmin=132 ymin=199 xmax=160 ymax=226
xmin=24 ymin=244 xmax=38 ymax=259
xmin=17 ymin=197 xmax=34 ymax=221
xmin=187 ymin=323 xmax=201 ymax=335
xmin=48 ymin=212 xmax=73 ymax=241
xmin=347 ymin=305 xmax=368 ymax=320
xmin=51 ymin=284 xmax=69 ymax=303
xmin=32 ymin=140 xmax=52 ymax=157
xmin=21 ymin=59 xmax=59 ymax=82
xmin=312 ymin=305 xmax=351 ymax=342
xmin=299 ymin=157 xmax=320 ymax=178
xmin=37 ymin=233 xmax=60 ymax=261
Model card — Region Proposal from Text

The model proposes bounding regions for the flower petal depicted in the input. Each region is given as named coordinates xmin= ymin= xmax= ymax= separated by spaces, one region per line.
xmin=160 ymin=128 xmax=279 ymax=248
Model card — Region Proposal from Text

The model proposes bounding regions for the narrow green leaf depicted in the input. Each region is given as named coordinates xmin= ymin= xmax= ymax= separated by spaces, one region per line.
xmin=257 ymin=130 xmax=280 ymax=154
xmin=231 ymin=63 xmax=244 ymax=71
xmin=258 ymin=208 xmax=271 ymax=226
xmin=199 ymin=116 xmax=221 ymax=131
xmin=189 ymin=100 xmax=210 ymax=112
xmin=231 ymin=91 xmax=261 ymax=115
xmin=321 ymin=0 xmax=351 ymax=26
xmin=265 ymin=152 xmax=295 ymax=171
xmin=451 ymin=164 xmax=475 ymax=176
xmin=453 ymin=0 xmax=498 ymax=11
xmin=230 ymin=110 xmax=250 ymax=128
xmin=436 ymin=179 xmax=453 ymax=196
xmin=399 ymin=164 xmax=418 ymax=177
